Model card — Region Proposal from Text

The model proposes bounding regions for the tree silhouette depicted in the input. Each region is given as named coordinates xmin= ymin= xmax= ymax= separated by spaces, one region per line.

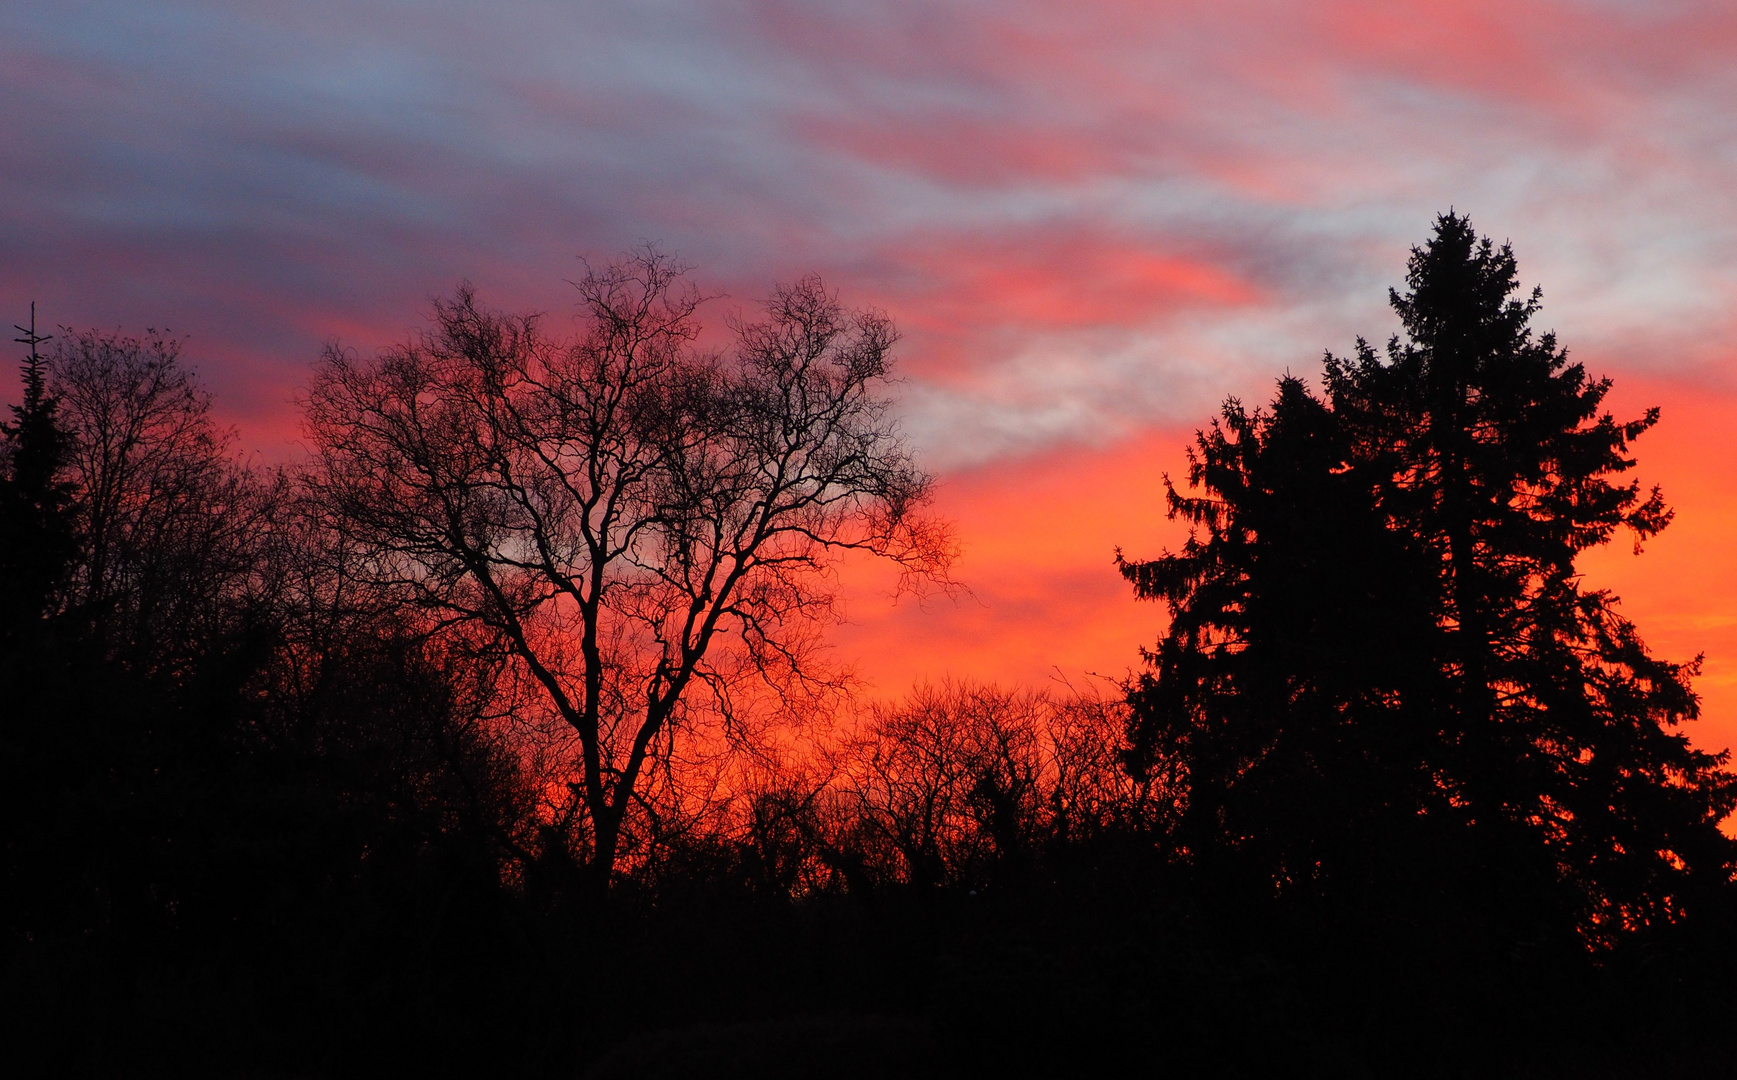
xmin=1330 ymin=213 xmax=1737 ymax=944
xmin=1122 ymin=213 xmax=1737 ymax=953
xmin=46 ymin=327 xmax=276 ymax=672
xmin=1118 ymin=377 xmax=1449 ymax=942
xmin=0 ymin=304 xmax=74 ymax=638
xmin=1 ymin=306 xmax=77 ymax=974
xmin=303 ymin=250 xmax=953 ymax=891
xmin=13 ymin=224 xmax=1737 ymax=1078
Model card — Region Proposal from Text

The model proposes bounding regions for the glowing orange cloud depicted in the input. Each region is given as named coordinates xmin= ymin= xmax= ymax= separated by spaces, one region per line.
xmin=1576 ymin=376 xmax=1737 ymax=763
xmin=832 ymin=426 xmax=1190 ymax=695
xmin=873 ymin=228 xmax=1261 ymax=362
xmin=8 ymin=0 xmax=1737 ymax=782
xmin=839 ymin=376 xmax=1737 ymax=775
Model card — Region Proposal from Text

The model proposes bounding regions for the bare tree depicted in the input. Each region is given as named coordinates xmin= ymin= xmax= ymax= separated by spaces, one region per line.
xmin=49 ymin=328 xmax=278 ymax=667
xmin=257 ymin=489 xmax=541 ymax=867
xmin=1046 ymin=682 xmax=1161 ymax=844
xmin=302 ymin=250 xmax=953 ymax=889
xmin=835 ymin=682 xmax=1043 ymax=888
xmin=824 ymin=680 xmax=1160 ymax=890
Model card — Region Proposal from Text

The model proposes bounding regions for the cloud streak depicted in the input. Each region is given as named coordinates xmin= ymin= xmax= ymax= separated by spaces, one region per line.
xmin=5 ymin=0 xmax=1737 ymax=748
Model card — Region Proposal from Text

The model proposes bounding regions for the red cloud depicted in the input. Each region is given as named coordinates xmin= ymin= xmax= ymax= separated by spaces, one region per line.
xmin=837 ymin=374 xmax=1737 ymax=770
xmin=832 ymin=425 xmax=1191 ymax=692
xmin=894 ymin=229 xmax=1258 ymax=333
xmin=8 ymin=0 xmax=1737 ymax=774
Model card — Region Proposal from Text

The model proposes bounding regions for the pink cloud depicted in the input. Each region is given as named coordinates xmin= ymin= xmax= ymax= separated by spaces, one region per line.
xmin=832 ymin=424 xmax=1192 ymax=691
xmin=6 ymin=0 xmax=1737 ymax=770
xmin=875 ymin=227 xmax=1261 ymax=344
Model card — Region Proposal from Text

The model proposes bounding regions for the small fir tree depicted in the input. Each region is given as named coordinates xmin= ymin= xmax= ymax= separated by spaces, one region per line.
xmin=1 ymin=304 xmax=75 ymax=637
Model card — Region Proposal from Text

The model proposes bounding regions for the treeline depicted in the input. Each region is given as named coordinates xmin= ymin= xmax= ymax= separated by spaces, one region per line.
xmin=4 ymin=218 xmax=1737 ymax=1078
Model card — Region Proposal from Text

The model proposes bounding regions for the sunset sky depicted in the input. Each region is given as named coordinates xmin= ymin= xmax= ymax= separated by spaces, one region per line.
xmin=5 ymin=1 xmax=1737 ymax=756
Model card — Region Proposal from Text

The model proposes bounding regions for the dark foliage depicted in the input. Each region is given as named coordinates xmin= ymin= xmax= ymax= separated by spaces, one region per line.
xmin=0 ymin=306 xmax=74 ymax=642
xmin=1119 ymin=213 xmax=1737 ymax=1069
xmin=1326 ymin=215 xmax=1737 ymax=945
xmin=5 ymin=221 xmax=1737 ymax=1079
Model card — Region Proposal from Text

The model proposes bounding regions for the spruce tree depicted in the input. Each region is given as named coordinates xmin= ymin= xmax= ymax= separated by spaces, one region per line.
xmin=0 ymin=304 xmax=74 ymax=638
xmin=1 ymin=305 xmax=77 ymax=951
xmin=1326 ymin=212 xmax=1735 ymax=944
xmin=1121 ymin=376 xmax=1467 ymax=954
xmin=1124 ymin=214 xmax=1737 ymax=952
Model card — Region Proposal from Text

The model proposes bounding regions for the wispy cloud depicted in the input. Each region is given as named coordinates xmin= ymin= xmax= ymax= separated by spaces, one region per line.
xmin=5 ymin=0 xmax=1736 ymax=744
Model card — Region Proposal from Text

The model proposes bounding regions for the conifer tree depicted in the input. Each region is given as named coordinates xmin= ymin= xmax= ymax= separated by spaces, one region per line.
xmin=1121 ymin=376 xmax=1461 ymax=944
xmin=0 ymin=304 xmax=74 ymax=638
xmin=1327 ymin=212 xmax=1735 ymax=943
xmin=1 ymin=304 xmax=77 ymax=951
xmin=1124 ymin=214 xmax=1737 ymax=949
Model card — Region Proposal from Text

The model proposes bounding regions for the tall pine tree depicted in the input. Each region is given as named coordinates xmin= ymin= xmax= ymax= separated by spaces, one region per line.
xmin=1329 ymin=212 xmax=1736 ymax=944
xmin=1125 ymin=213 xmax=1736 ymax=952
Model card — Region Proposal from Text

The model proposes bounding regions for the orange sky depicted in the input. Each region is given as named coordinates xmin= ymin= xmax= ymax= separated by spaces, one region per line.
xmin=6 ymin=2 xmax=1736 ymax=766
xmin=835 ymin=376 xmax=1737 ymax=769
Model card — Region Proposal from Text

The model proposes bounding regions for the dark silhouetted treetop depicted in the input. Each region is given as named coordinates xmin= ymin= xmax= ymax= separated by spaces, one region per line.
xmin=1122 ymin=212 xmax=1737 ymax=950
xmin=45 ymin=326 xmax=275 ymax=671
xmin=1117 ymin=376 xmax=1453 ymax=934
xmin=0 ymin=305 xmax=75 ymax=636
xmin=302 ymin=250 xmax=955 ymax=891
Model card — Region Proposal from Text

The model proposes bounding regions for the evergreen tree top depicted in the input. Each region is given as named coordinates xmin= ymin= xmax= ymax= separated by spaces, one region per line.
xmin=1124 ymin=212 xmax=1737 ymax=953
xmin=11 ymin=300 xmax=53 ymax=420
